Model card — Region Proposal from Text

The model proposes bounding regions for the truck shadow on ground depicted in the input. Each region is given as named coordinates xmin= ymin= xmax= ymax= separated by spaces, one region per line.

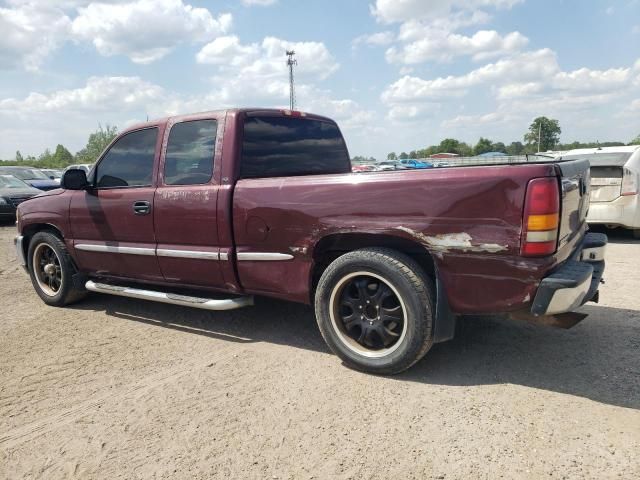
xmin=74 ymin=295 xmax=639 ymax=411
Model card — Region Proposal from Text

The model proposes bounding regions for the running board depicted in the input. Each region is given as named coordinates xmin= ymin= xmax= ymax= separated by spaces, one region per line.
xmin=85 ymin=281 xmax=254 ymax=311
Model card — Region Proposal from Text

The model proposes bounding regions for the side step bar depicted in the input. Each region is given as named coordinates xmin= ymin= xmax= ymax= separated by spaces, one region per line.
xmin=85 ymin=281 xmax=254 ymax=311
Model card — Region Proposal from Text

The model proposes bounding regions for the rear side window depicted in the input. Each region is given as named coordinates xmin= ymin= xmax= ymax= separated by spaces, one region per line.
xmin=164 ymin=120 xmax=217 ymax=185
xmin=96 ymin=128 xmax=158 ymax=188
xmin=240 ymin=116 xmax=350 ymax=179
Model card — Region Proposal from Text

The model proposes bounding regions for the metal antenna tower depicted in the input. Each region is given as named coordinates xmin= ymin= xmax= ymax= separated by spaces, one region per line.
xmin=286 ymin=50 xmax=297 ymax=110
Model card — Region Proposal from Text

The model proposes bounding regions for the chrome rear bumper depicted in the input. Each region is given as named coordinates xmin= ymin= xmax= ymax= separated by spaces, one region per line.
xmin=531 ymin=233 xmax=606 ymax=316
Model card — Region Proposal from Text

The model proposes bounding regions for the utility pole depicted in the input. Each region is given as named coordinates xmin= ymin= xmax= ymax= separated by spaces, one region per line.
xmin=286 ymin=50 xmax=297 ymax=110
xmin=537 ymin=120 xmax=542 ymax=153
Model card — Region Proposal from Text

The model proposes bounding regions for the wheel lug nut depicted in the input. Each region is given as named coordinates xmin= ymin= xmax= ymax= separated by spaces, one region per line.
xmin=360 ymin=316 xmax=364 ymax=320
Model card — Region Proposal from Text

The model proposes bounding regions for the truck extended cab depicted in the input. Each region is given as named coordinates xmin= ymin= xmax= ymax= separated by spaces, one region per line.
xmin=14 ymin=109 xmax=606 ymax=374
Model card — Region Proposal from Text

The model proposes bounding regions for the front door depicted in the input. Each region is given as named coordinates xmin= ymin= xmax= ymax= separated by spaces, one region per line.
xmin=153 ymin=116 xmax=225 ymax=288
xmin=70 ymin=126 xmax=164 ymax=282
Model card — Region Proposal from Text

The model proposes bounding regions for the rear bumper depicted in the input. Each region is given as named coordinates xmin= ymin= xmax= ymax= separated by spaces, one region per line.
xmin=587 ymin=194 xmax=640 ymax=229
xmin=531 ymin=232 xmax=606 ymax=316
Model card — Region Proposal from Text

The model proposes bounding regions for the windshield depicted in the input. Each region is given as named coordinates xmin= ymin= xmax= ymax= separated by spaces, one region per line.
xmin=561 ymin=152 xmax=632 ymax=167
xmin=0 ymin=168 xmax=49 ymax=180
xmin=0 ymin=175 xmax=30 ymax=188
xmin=25 ymin=169 xmax=49 ymax=179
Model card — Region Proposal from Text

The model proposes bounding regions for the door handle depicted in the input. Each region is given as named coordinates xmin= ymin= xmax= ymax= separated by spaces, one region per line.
xmin=133 ymin=200 xmax=151 ymax=215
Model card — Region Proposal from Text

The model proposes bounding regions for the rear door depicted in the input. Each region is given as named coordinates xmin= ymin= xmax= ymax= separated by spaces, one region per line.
xmin=70 ymin=127 xmax=163 ymax=281
xmin=153 ymin=115 xmax=225 ymax=288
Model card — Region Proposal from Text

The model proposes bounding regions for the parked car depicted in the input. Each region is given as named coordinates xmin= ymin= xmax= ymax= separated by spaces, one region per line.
xmin=0 ymin=167 xmax=60 ymax=191
xmin=560 ymin=145 xmax=640 ymax=238
xmin=352 ymin=164 xmax=376 ymax=172
xmin=40 ymin=169 xmax=63 ymax=181
xmin=376 ymin=161 xmax=405 ymax=171
xmin=0 ymin=175 xmax=42 ymax=220
xmin=399 ymin=159 xmax=433 ymax=169
xmin=14 ymin=108 xmax=605 ymax=374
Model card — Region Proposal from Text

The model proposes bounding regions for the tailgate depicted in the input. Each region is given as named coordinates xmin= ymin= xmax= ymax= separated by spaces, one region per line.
xmin=556 ymin=159 xmax=590 ymax=248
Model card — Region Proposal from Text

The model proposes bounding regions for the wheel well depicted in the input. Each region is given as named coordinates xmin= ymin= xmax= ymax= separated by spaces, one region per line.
xmin=21 ymin=223 xmax=64 ymax=258
xmin=310 ymin=232 xmax=436 ymax=300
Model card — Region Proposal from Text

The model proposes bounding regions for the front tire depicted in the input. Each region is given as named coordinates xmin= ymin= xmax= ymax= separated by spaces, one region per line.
xmin=27 ymin=231 xmax=86 ymax=306
xmin=315 ymin=248 xmax=434 ymax=375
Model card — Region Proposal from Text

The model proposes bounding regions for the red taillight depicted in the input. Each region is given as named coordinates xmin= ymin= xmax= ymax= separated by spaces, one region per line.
xmin=621 ymin=168 xmax=638 ymax=196
xmin=521 ymin=177 xmax=560 ymax=257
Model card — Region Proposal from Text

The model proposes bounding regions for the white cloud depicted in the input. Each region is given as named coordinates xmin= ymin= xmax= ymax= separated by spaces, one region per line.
xmin=352 ymin=31 xmax=395 ymax=48
xmin=386 ymin=29 xmax=528 ymax=64
xmin=0 ymin=76 xmax=170 ymax=157
xmin=0 ymin=3 xmax=71 ymax=71
xmin=240 ymin=0 xmax=277 ymax=6
xmin=369 ymin=0 xmax=527 ymax=65
xmin=371 ymin=0 xmax=523 ymax=24
xmin=382 ymin=49 xmax=560 ymax=105
xmin=197 ymin=36 xmax=339 ymax=83
xmin=196 ymin=35 xmax=259 ymax=66
xmin=0 ymin=76 xmax=165 ymax=115
xmin=381 ymin=49 xmax=640 ymax=132
xmin=195 ymin=36 xmax=374 ymax=133
xmin=71 ymin=0 xmax=232 ymax=64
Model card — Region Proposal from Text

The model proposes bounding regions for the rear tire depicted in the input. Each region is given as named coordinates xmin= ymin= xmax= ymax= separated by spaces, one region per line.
xmin=314 ymin=248 xmax=434 ymax=375
xmin=633 ymin=229 xmax=640 ymax=240
xmin=27 ymin=231 xmax=86 ymax=306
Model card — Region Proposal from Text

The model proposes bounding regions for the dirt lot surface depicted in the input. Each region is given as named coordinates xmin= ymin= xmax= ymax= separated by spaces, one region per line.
xmin=0 ymin=223 xmax=639 ymax=479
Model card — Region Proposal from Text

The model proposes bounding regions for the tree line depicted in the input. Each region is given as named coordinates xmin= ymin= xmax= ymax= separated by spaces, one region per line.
xmin=3 ymin=117 xmax=640 ymax=167
xmin=373 ymin=117 xmax=640 ymax=163
xmin=1 ymin=125 xmax=119 ymax=168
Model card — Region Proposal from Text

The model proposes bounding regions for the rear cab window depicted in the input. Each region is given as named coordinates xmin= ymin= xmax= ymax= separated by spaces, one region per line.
xmin=240 ymin=115 xmax=351 ymax=179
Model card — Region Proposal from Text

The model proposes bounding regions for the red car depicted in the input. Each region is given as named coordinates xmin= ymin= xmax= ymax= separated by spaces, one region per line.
xmin=14 ymin=109 xmax=605 ymax=374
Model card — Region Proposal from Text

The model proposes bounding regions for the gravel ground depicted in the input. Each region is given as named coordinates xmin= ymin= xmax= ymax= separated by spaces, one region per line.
xmin=0 ymin=222 xmax=639 ymax=479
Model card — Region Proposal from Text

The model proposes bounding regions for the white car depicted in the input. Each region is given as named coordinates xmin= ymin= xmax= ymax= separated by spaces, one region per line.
xmin=562 ymin=146 xmax=640 ymax=238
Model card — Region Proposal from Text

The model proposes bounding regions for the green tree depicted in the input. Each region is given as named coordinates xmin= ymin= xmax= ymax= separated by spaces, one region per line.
xmin=409 ymin=150 xmax=418 ymax=159
xmin=491 ymin=141 xmax=506 ymax=153
xmin=505 ymin=141 xmax=525 ymax=155
xmin=438 ymin=138 xmax=473 ymax=156
xmin=75 ymin=124 xmax=118 ymax=164
xmin=399 ymin=152 xmax=409 ymax=159
xmin=473 ymin=137 xmax=493 ymax=156
xmin=386 ymin=152 xmax=397 ymax=160
xmin=15 ymin=150 xmax=24 ymax=162
xmin=524 ymin=116 xmax=561 ymax=152
xmin=38 ymin=149 xmax=53 ymax=165
xmin=52 ymin=144 xmax=73 ymax=166
xmin=630 ymin=134 xmax=640 ymax=146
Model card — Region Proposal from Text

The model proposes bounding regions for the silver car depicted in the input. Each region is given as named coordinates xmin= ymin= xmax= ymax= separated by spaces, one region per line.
xmin=562 ymin=146 xmax=640 ymax=238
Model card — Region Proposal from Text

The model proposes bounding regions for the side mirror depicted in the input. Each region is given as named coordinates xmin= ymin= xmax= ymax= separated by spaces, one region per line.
xmin=61 ymin=169 xmax=89 ymax=190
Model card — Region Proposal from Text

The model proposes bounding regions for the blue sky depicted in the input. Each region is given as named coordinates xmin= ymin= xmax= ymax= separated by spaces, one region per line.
xmin=1 ymin=0 xmax=639 ymax=160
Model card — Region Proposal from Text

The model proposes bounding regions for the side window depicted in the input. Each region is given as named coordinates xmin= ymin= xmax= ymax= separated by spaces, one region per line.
xmin=164 ymin=120 xmax=217 ymax=186
xmin=96 ymin=128 xmax=158 ymax=188
xmin=240 ymin=116 xmax=351 ymax=179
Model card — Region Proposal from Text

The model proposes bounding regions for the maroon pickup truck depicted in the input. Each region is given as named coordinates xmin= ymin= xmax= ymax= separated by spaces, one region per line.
xmin=14 ymin=109 xmax=606 ymax=374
